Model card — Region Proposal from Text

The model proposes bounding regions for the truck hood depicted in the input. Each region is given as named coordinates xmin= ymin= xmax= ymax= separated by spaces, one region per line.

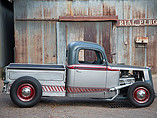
xmin=108 ymin=64 xmax=150 ymax=71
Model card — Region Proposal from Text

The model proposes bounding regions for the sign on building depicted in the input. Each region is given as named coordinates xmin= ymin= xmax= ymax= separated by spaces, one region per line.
xmin=117 ymin=19 xmax=157 ymax=27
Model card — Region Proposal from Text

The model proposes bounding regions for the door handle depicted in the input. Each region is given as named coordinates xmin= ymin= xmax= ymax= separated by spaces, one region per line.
xmin=76 ymin=69 xmax=81 ymax=73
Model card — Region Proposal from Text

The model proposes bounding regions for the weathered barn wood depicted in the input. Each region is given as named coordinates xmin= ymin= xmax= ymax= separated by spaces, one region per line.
xmin=14 ymin=0 xmax=157 ymax=73
xmin=57 ymin=22 xmax=112 ymax=64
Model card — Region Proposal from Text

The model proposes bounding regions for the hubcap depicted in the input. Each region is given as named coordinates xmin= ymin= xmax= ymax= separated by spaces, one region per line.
xmin=133 ymin=87 xmax=150 ymax=104
xmin=21 ymin=87 xmax=31 ymax=97
xmin=17 ymin=84 xmax=35 ymax=102
xmin=136 ymin=90 xmax=146 ymax=100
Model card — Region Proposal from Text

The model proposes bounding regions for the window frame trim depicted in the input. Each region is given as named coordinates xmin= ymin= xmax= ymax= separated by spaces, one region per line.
xmin=76 ymin=47 xmax=107 ymax=66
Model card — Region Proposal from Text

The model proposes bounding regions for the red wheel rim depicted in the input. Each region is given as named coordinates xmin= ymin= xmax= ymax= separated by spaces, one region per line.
xmin=17 ymin=83 xmax=35 ymax=102
xmin=133 ymin=87 xmax=150 ymax=104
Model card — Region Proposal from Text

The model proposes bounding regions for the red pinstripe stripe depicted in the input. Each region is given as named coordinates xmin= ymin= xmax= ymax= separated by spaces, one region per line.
xmin=36 ymin=85 xmax=66 ymax=92
xmin=66 ymin=87 xmax=107 ymax=93
xmin=83 ymin=88 xmax=87 ymax=92
xmin=63 ymin=87 xmax=65 ymax=90
xmin=67 ymin=88 xmax=70 ymax=93
xmin=69 ymin=88 xmax=72 ymax=93
xmin=45 ymin=86 xmax=48 ymax=91
xmin=54 ymin=86 xmax=58 ymax=91
xmin=97 ymin=89 xmax=101 ymax=91
xmin=62 ymin=87 xmax=65 ymax=91
xmin=72 ymin=88 xmax=76 ymax=92
xmin=67 ymin=65 xmax=119 ymax=71
xmin=61 ymin=87 xmax=64 ymax=91
xmin=81 ymin=88 xmax=85 ymax=92
xmin=42 ymin=86 xmax=45 ymax=91
xmin=69 ymin=88 xmax=73 ymax=93
xmin=76 ymin=88 xmax=80 ymax=92
xmin=92 ymin=88 xmax=95 ymax=92
xmin=76 ymin=88 xmax=80 ymax=93
xmin=43 ymin=86 xmax=107 ymax=93
xmin=47 ymin=86 xmax=51 ymax=91
xmin=73 ymin=88 xmax=77 ymax=93
xmin=86 ymin=88 xmax=89 ymax=92
xmin=57 ymin=87 xmax=61 ymax=91
xmin=89 ymin=88 xmax=92 ymax=92
xmin=85 ymin=88 xmax=88 ymax=92
xmin=50 ymin=86 xmax=54 ymax=91
xmin=60 ymin=87 xmax=63 ymax=91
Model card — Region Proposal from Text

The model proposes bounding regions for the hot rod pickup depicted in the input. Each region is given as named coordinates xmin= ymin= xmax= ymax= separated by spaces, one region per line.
xmin=2 ymin=41 xmax=155 ymax=107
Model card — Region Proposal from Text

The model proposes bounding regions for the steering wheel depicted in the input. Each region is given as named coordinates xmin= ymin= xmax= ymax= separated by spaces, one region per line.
xmin=92 ymin=60 xmax=97 ymax=64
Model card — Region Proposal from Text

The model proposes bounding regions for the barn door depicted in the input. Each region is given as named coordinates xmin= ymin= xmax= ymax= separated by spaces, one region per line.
xmin=84 ymin=22 xmax=112 ymax=63
xmin=57 ymin=22 xmax=113 ymax=64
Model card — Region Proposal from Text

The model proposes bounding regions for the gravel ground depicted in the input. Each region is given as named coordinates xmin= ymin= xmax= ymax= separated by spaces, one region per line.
xmin=0 ymin=75 xmax=157 ymax=118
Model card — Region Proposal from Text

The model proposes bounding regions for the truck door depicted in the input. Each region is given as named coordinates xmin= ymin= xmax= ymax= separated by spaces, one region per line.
xmin=67 ymin=49 xmax=108 ymax=98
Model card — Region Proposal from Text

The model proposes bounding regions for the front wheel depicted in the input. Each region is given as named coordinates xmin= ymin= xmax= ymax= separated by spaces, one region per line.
xmin=10 ymin=76 xmax=42 ymax=108
xmin=127 ymin=82 xmax=155 ymax=107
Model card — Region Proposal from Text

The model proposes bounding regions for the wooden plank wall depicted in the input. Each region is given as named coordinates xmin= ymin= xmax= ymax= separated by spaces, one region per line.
xmin=14 ymin=0 xmax=157 ymax=73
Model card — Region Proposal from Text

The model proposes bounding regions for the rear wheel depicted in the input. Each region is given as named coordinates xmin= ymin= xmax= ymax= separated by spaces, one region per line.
xmin=127 ymin=82 xmax=155 ymax=107
xmin=10 ymin=76 xmax=42 ymax=107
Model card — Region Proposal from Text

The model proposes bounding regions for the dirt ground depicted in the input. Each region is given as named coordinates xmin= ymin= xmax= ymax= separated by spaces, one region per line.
xmin=0 ymin=75 xmax=157 ymax=118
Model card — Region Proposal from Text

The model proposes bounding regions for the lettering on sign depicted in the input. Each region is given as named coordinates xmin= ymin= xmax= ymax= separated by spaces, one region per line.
xmin=135 ymin=37 xmax=148 ymax=44
xmin=117 ymin=19 xmax=157 ymax=27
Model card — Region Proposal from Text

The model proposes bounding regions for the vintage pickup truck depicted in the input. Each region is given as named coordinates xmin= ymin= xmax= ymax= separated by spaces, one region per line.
xmin=2 ymin=41 xmax=155 ymax=108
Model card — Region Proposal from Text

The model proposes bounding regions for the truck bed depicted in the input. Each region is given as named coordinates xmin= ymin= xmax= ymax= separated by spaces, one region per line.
xmin=5 ymin=63 xmax=66 ymax=97
xmin=6 ymin=63 xmax=65 ymax=70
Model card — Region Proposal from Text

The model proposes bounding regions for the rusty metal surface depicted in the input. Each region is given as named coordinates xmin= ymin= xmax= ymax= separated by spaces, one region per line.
xmin=14 ymin=0 xmax=117 ymax=19
xmin=115 ymin=0 xmax=157 ymax=74
xmin=15 ymin=21 xmax=57 ymax=64
xmin=59 ymin=16 xmax=118 ymax=21
xmin=16 ymin=18 xmax=59 ymax=21
xmin=14 ymin=0 xmax=157 ymax=73
xmin=0 ymin=0 xmax=14 ymax=67
xmin=57 ymin=22 xmax=112 ymax=64
xmin=147 ymin=27 xmax=157 ymax=73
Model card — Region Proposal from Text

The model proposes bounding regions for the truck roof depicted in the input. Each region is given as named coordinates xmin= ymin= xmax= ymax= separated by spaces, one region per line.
xmin=68 ymin=41 xmax=104 ymax=51
xmin=67 ymin=41 xmax=107 ymax=65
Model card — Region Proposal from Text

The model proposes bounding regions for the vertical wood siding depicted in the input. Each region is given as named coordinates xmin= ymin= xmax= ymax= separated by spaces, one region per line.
xmin=14 ymin=0 xmax=157 ymax=73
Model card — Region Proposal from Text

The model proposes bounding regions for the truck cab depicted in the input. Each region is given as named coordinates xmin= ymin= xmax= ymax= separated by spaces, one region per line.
xmin=66 ymin=41 xmax=119 ymax=99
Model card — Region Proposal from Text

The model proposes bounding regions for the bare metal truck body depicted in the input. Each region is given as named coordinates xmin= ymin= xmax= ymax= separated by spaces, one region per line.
xmin=2 ymin=41 xmax=155 ymax=107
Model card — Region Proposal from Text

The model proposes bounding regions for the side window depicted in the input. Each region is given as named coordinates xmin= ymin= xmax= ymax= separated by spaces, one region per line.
xmin=78 ymin=49 xmax=103 ymax=65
